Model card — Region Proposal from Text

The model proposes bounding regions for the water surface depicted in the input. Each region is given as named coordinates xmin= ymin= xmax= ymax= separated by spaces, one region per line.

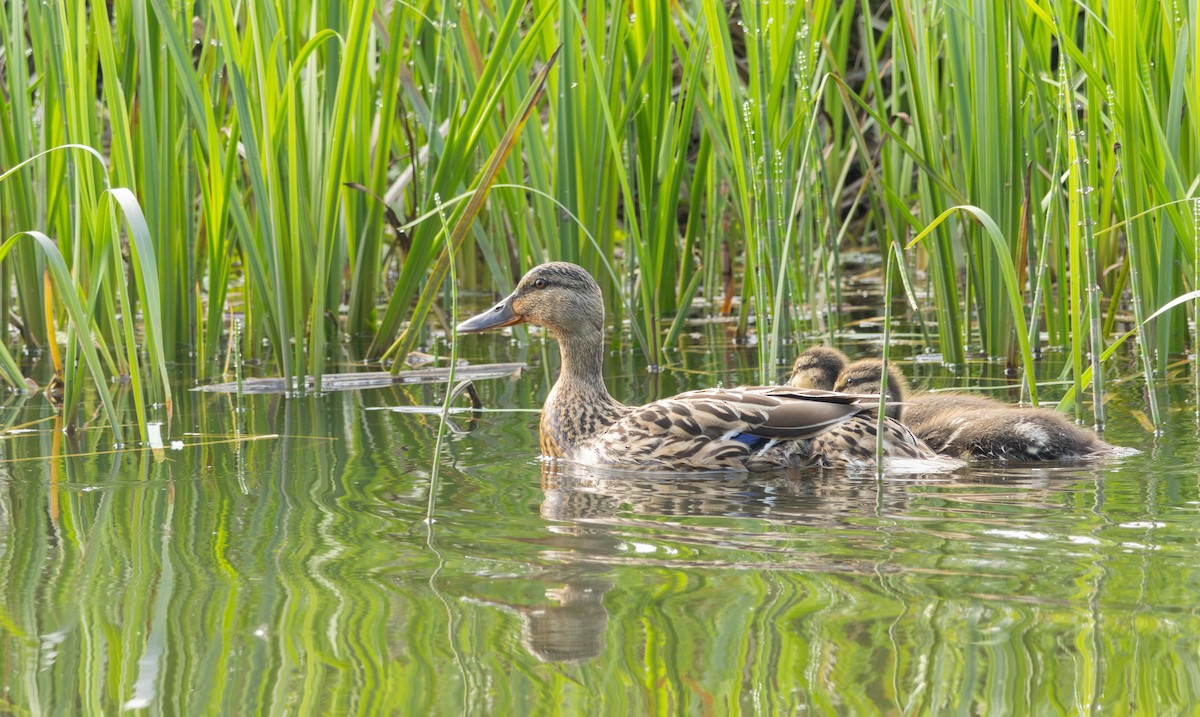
xmin=1 ymin=335 xmax=1198 ymax=714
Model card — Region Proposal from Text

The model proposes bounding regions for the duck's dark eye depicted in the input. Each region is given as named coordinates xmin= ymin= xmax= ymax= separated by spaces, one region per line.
xmin=533 ymin=278 xmax=548 ymax=290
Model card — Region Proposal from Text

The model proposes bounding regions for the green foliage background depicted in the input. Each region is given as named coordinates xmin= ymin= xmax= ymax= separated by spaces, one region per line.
xmin=1 ymin=0 xmax=1198 ymax=434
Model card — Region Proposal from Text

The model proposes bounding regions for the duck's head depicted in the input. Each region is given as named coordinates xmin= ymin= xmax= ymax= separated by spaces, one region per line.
xmin=788 ymin=346 xmax=848 ymax=390
xmin=457 ymin=262 xmax=604 ymax=339
xmin=833 ymin=359 xmax=907 ymax=421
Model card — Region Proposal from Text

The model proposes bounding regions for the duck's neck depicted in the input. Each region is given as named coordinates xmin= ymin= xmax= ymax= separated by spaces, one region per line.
xmin=540 ymin=327 xmax=627 ymax=458
xmin=555 ymin=330 xmax=611 ymax=396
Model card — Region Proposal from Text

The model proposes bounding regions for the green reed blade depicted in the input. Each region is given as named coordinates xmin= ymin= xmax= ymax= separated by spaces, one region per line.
xmin=309 ymin=0 xmax=376 ymax=390
xmin=370 ymin=0 xmax=547 ymax=355
xmin=1 ymin=232 xmax=122 ymax=443
xmin=107 ymin=188 xmax=173 ymax=418
xmin=209 ymin=0 xmax=293 ymax=384
xmin=387 ymin=46 xmax=562 ymax=366
xmin=907 ymin=205 xmax=1038 ymax=406
xmin=348 ymin=10 xmax=403 ymax=337
xmin=1057 ymin=289 xmax=1200 ymax=412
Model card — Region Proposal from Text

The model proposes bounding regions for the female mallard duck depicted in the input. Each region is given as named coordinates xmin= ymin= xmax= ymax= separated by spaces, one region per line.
xmin=790 ymin=347 xmax=1116 ymax=461
xmin=457 ymin=263 xmax=949 ymax=471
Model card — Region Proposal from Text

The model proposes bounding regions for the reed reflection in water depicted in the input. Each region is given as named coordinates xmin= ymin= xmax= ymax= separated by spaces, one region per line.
xmin=0 ymin=367 xmax=1197 ymax=714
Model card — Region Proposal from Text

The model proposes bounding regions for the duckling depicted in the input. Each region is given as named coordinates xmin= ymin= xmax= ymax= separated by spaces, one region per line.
xmin=829 ymin=358 xmax=1115 ymax=461
xmin=789 ymin=347 xmax=920 ymax=461
xmin=829 ymin=357 xmax=1007 ymax=421
xmin=831 ymin=356 xmax=907 ymax=421
xmin=787 ymin=346 xmax=849 ymax=391
xmin=457 ymin=263 xmax=949 ymax=471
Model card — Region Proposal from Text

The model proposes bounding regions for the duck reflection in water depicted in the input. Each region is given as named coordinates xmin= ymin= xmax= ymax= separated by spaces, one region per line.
xmin=454 ymin=460 xmax=943 ymax=664
xmin=463 ymin=528 xmax=617 ymax=663
xmin=502 ymin=461 xmax=993 ymax=663
xmin=456 ymin=454 xmax=1103 ymax=666
xmin=538 ymin=461 xmax=953 ymax=524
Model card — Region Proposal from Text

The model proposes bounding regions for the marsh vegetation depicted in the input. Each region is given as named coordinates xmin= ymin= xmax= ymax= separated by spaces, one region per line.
xmin=1 ymin=0 xmax=1198 ymax=438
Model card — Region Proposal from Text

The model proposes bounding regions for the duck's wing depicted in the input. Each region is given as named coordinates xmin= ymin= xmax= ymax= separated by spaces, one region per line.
xmin=668 ymin=386 xmax=869 ymax=439
xmin=579 ymin=387 xmax=868 ymax=471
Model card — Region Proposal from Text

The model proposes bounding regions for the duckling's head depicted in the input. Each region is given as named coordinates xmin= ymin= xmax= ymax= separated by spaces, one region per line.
xmin=457 ymin=262 xmax=604 ymax=339
xmin=833 ymin=359 xmax=907 ymax=421
xmin=788 ymin=347 xmax=848 ymax=390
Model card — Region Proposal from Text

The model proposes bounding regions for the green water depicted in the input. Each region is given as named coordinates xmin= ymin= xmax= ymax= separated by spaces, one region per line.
xmin=1 ymin=334 xmax=1199 ymax=715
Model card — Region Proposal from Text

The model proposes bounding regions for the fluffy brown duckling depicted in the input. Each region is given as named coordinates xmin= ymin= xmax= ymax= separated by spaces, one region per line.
xmin=830 ymin=357 xmax=1115 ymax=461
xmin=790 ymin=347 xmax=911 ymax=422
xmin=457 ymin=263 xmax=950 ymax=471
xmin=787 ymin=346 xmax=849 ymax=392
xmin=829 ymin=358 xmax=1010 ymax=420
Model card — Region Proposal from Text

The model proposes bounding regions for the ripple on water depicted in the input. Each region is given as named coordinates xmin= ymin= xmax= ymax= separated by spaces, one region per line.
xmin=1 ymin=347 xmax=1198 ymax=713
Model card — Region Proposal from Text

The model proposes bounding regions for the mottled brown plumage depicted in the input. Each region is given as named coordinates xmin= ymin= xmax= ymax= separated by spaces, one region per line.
xmin=457 ymin=263 xmax=949 ymax=471
xmin=799 ymin=352 xmax=1119 ymax=461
